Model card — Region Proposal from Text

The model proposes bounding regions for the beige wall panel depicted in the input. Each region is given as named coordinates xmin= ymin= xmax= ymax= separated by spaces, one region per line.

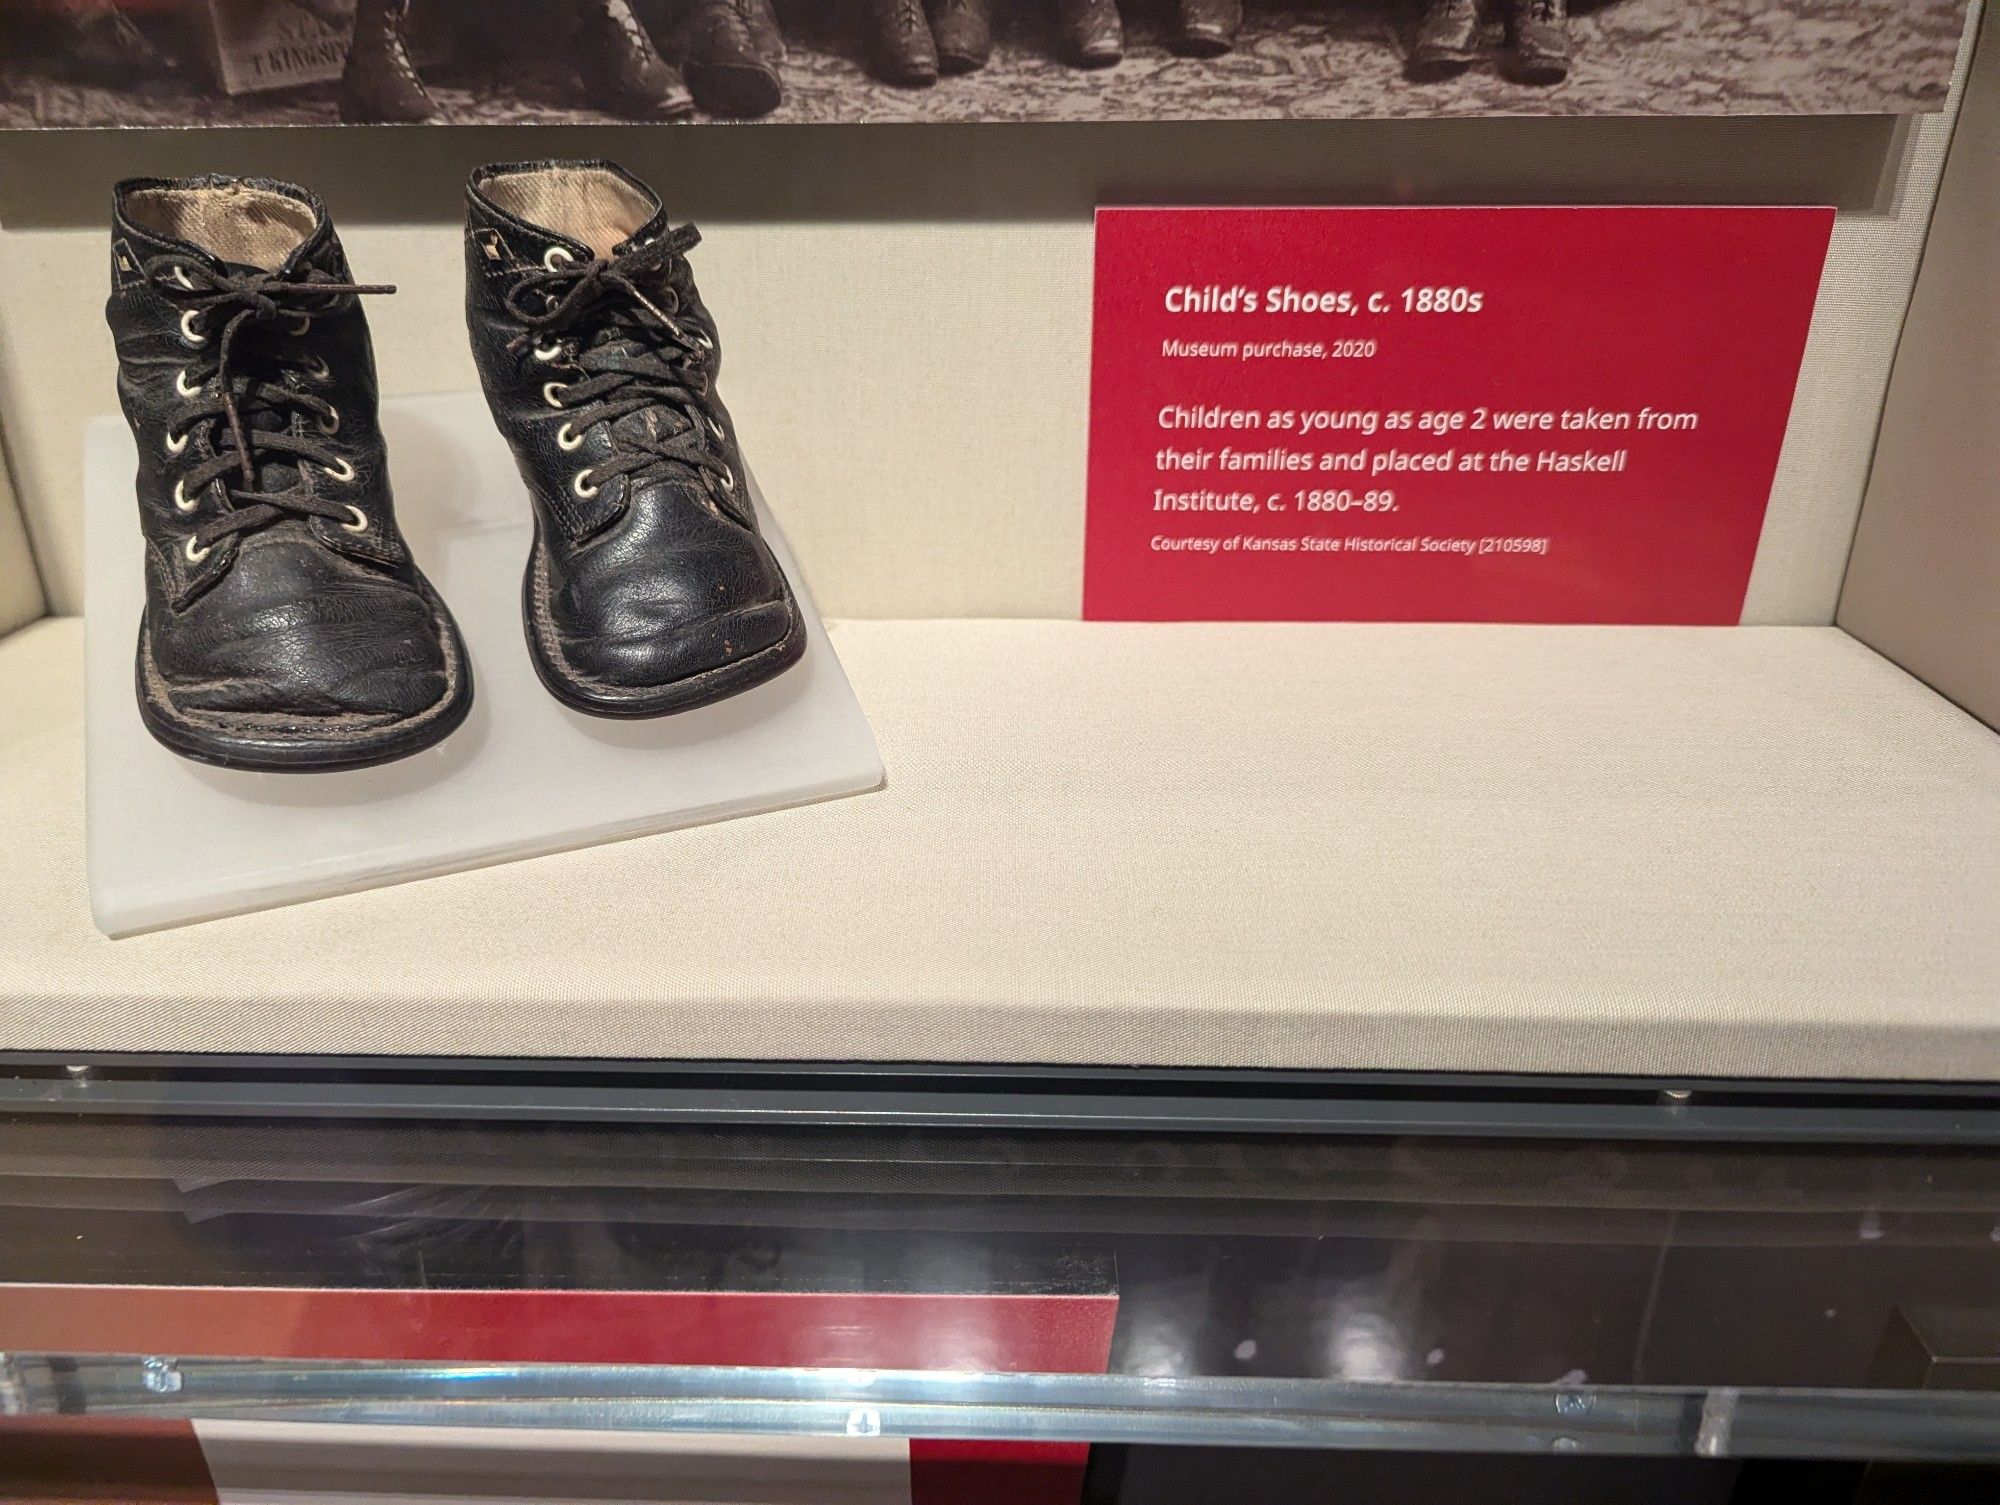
xmin=0 ymin=437 xmax=45 ymax=635
xmin=0 ymin=2 xmax=1981 ymax=621
xmin=1839 ymin=2 xmax=2000 ymax=729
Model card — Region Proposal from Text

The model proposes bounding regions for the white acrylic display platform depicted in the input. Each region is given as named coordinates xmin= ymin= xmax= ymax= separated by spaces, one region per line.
xmin=83 ymin=393 xmax=884 ymax=938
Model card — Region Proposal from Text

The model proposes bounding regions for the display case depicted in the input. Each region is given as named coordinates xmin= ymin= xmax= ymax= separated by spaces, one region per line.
xmin=0 ymin=0 xmax=1996 ymax=1494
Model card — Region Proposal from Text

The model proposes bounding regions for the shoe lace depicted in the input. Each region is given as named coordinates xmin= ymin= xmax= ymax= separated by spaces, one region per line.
xmin=500 ymin=225 xmax=732 ymax=498
xmin=146 ymin=255 xmax=396 ymax=558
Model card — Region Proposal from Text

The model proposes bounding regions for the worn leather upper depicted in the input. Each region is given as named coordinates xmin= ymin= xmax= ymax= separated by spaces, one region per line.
xmin=464 ymin=160 xmax=796 ymax=703
xmin=108 ymin=176 xmax=461 ymax=741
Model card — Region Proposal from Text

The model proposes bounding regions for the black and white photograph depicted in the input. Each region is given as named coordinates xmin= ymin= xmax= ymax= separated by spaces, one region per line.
xmin=0 ymin=0 xmax=1968 ymax=128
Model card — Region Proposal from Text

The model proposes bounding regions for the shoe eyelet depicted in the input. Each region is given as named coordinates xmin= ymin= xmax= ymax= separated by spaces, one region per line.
xmin=692 ymin=329 xmax=716 ymax=353
xmin=340 ymin=504 xmax=369 ymax=533
xmin=532 ymin=341 xmax=564 ymax=363
xmin=169 ymin=266 xmax=195 ymax=291
xmin=164 ymin=426 xmax=189 ymax=457
xmin=556 ymin=420 xmax=584 ymax=452
xmin=323 ymin=457 xmax=356 ymax=483
xmin=572 ymin=467 xmax=600 ymax=499
xmin=704 ymin=414 xmax=725 ymax=444
xmin=288 ymin=314 xmax=312 ymax=336
xmin=178 ymin=310 xmax=207 ymax=347
xmin=172 ymin=478 xmax=199 ymax=512
xmin=542 ymin=381 xmax=570 ymax=409
xmin=182 ymin=534 xmax=211 ymax=564
xmin=718 ymin=462 xmax=736 ymax=493
xmin=317 ymin=407 xmax=341 ymax=436
xmin=175 ymin=368 xmax=203 ymax=399
xmin=542 ymin=246 xmax=576 ymax=271
xmin=301 ymin=354 xmax=331 ymax=381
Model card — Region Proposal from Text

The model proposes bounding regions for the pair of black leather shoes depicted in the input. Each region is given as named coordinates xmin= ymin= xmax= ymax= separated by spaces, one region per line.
xmin=106 ymin=161 xmax=804 ymax=773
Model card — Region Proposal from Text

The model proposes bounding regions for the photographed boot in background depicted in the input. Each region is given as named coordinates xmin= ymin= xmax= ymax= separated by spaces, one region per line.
xmin=1054 ymin=0 xmax=1121 ymax=68
xmin=1505 ymin=0 xmax=1573 ymax=84
xmin=107 ymin=175 xmax=472 ymax=770
xmin=465 ymin=160 xmax=806 ymax=717
xmin=859 ymin=0 xmax=939 ymax=86
xmin=681 ymin=0 xmax=786 ymax=117
xmin=1173 ymin=0 xmax=1241 ymax=58
xmin=929 ymin=0 xmax=993 ymax=74
xmin=1408 ymin=0 xmax=1484 ymax=79
xmin=338 ymin=0 xmax=438 ymax=123
xmin=572 ymin=0 xmax=695 ymax=118
xmin=49 ymin=0 xmax=178 ymax=87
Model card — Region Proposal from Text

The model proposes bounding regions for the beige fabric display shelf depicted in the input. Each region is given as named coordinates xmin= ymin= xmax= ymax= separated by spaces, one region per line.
xmin=2 ymin=613 xmax=1996 ymax=1078
xmin=0 ymin=6 xmax=1992 ymax=1081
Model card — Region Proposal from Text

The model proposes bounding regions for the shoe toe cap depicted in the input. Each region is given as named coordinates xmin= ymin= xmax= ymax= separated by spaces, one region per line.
xmin=168 ymin=576 xmax=451 ymax=723
xmin=562 ymin=598 xmax=796 ymax=694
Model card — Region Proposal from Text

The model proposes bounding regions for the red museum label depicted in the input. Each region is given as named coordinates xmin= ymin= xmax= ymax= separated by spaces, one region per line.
xmin=1084 ymin=206 xmax=1833 ymax=623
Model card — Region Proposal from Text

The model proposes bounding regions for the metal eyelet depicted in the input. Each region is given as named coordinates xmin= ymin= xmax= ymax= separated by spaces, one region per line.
xmin=340 ymin=504 xmax=369 ymax=533
xmin=317 ymin=407 xmax=341 ymax=436
xmin=542 ymin=381 xmax=570 ymax=409
xmin=288 ymin=314 xmax=312 ymax=336
xmin=182 ymin=535 xmax=211 ymax=564
xmin=692 ymin=329 xmax=715 ymax=353
xmin=532 ymin=341 xmax=564 ymax=363
xmin=169 ymin=266 xmax=195 ymax=291
xmin=543 ymin=246 xmax=576 ymax=271
xmin=301 ymin=354 xmax=331 ymax=381
xmin=175 ymin=368 xmax=203 ymax=399
xmin=572 ymin=468 xmax=600 ymax=499
xmin=704 ymin=415 xmax=725 ymax=443
xmin=164 ymin=426 xmax=189 ymax=457
xmin=718 ymin=463 xmax=736 ymax=493
xmin=173 ymin=478 xmax=199 ymax=512
xmin=323 ymin=457 xmax=356 ymax=483
xmin=178 ymin=310 xmax=207 ymax=347
xmin=556 ymin=421 xmax=584 ymax=453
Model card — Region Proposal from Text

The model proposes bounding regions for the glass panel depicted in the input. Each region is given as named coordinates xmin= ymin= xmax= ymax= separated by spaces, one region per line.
xmin=2 ymin=1110 xmax=1997 ymax=1455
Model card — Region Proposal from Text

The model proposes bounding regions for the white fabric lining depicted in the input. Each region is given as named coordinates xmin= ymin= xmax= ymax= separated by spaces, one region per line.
xmin=123 ymin=184 xmax=317 ymax=270
xmin=479 ymin=166 xmax=653 ymax=257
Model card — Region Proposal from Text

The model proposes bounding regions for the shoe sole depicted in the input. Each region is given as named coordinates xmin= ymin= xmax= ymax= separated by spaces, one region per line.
xmin=1503 ymin=56 xmax=1572 ymax=84
xmin=1174 ymin=27 xmax=1236 ymax=57
xmin=522 ymin=528 xmax=809 ymax=720
xmin=873 ymin=60 xmax=940 ymax=86
xmin=1406 ymin=48 xmax=1479 ymax=80
xmin=133 ymin=580 xmax=474 ymax=774
xmin=684 ymin=61 xmax=783 ymax=117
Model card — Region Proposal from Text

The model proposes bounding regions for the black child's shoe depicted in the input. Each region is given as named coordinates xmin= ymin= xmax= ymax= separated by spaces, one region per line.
xmin=464 ymin=160 xmax=806 ymax=719
xmin=1054 ymin=0 xmax=1123 ymax=67
xmin=929 ymin=0 xmax=994 ymax=74
xmin=1409 ymin=0 xmax=1485 ymax=79
xmin=1506 ymin=0 xmax=1574 ymax=84
xmin=107 ymin=176 xmax=472 ymax=771
xmin=1174 ymin=0 xmax=1242 ymax=58
xmin=860 ymin=0 xmax=940 ymax=86
xmin=682 ymin=0 xmax=787 ymax=117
